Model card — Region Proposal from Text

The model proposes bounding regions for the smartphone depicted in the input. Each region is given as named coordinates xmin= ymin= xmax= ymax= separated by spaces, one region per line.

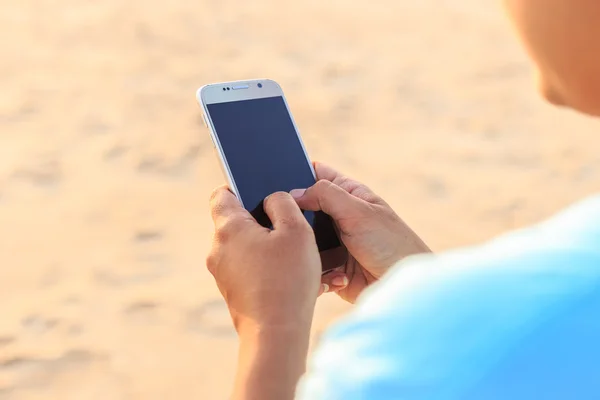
xmin=197 ymin=79 xmax=347 ymax=272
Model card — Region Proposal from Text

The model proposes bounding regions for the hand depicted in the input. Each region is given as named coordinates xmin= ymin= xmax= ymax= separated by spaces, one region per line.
xmin=207 ymin=186 xmax=322 ymax=333
xmin=208 ymin=187 xmax=323 ymax=400
xmin=291 ymin=163 xmax=431 ymax=303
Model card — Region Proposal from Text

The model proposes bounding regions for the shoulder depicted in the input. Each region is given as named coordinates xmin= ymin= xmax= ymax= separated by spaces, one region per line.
xmin=297 ymin=195 xmax=600 ymax=400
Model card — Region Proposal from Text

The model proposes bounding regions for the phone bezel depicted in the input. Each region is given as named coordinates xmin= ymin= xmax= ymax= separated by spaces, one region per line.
xmin=197 ymin=79 xmax=316 ymax=207
xmin=196 ymin=78 xmax=347 ymax=271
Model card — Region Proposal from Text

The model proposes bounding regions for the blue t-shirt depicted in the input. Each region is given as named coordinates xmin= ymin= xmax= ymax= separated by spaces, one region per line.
xmin=297 ymin=195 xmax=600 ymax=400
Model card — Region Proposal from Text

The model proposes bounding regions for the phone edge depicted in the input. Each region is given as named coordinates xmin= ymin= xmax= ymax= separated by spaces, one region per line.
xmin=196 ymin=79 xmax=318 ymax=202
xmin=196 ymin=80 xmax=347 ymax=271
xmin=196 ymin=84 xmax=245 ymax=206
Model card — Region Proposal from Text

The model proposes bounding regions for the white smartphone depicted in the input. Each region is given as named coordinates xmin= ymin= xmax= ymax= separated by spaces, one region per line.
xmin=196 ymin=79 xmax=347 ymax=272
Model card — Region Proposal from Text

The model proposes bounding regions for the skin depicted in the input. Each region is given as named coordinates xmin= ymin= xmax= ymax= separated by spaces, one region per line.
xmin=208 ymin=165 xmax=427 ymax=400
xmin=292 ymin=163 xmax=430 ymax=303
xmin=208 ymin=189 xmax=321 ymax=400
xmin=207 ymin=1 xmax=600 ymax=398
xmin=503 ymin=0 xmax=600 ymax=115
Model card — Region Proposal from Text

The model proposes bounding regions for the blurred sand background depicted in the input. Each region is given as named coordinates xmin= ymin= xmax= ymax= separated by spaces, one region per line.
xmin=1 ymin=0 xmax=599 ymax=398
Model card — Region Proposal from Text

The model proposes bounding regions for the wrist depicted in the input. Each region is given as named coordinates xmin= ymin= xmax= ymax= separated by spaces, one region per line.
xmin=233 ymin=320 xmax=313 ymax=400
xmin=231 ymin=300 xmax=317 ymax=338
xmin=236 ymin=317 xmax=313 ymax=342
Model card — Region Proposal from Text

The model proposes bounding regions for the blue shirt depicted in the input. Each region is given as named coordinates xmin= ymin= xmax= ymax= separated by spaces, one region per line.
xmin=297 ymin=195 xmax=600 ymax=400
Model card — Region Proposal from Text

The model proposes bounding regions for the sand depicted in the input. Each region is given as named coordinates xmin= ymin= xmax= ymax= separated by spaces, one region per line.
xmin=1 ymin=0 xmax=599 ymax=398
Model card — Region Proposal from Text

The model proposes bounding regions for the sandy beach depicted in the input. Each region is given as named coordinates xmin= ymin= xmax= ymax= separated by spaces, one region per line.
xmin=1 ymin=1 xmax=599 ymax=398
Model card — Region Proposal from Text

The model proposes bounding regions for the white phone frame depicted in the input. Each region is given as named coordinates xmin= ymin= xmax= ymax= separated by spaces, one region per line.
xmin=196 ymin=79 xmax=317 ymax=207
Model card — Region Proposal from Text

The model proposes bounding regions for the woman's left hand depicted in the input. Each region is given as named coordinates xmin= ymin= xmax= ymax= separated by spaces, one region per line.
xmin=207 ymin=185 xmax=323 ymax=335
xmin=207 ymin=186 xmax=324 ymax=400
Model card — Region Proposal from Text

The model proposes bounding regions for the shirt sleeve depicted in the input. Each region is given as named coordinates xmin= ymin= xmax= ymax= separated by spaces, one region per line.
xmin=296 ymin=196 xmax=600 ymax=400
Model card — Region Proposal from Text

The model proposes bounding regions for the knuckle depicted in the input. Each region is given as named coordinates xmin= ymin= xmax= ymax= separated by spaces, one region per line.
xmin=205 ymin=251 xmax=218 ymax=275
xmin=214 ymin=227 xmax=229 ymax=243
xmin=299 ymin=221 xmax=315 ymax=237
xmin=211 ymin=201 xmax=227 ymax=218
xmin=278 ymin=215 xmax=304 ymax=230
xmin=314 ymin=179 xmax=332 ymax=189
xmin=209 ymin=186 xmax=223 ymax=203
xmin=214 ymin=218 xmax=238 ymax=242
xmin=313 ymin=179 xmax=333 ymax=194
xmin=337 ymin=176 xmax=363 ymax=194
xmin=266 ymin=191 xmax=290 ymax=204
xmin=297 ymin=218 xmax=315 ymax=235
xmin=277 ymin=224 xmax=314 ymax=247
xmin=335 ymin=175 xmax=350 ymax=187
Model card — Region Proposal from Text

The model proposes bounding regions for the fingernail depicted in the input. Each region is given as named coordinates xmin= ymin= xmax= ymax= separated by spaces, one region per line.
xmin=332 ymin=276 xmax=349 ymax=287
xmin=322 ymin=283 xmax=330 ymax=293
xmin=290 ymin=189 xmax=306 ymax=199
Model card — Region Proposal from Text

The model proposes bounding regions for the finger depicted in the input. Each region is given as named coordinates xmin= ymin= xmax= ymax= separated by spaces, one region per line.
xmin=318 ymin=283 xmax=330 ymax=297
xmin=209 ymin=185 xmax=251 ymax=227
xmin=263 ymin=191 xmax=309 ymax=231
xmin=291 ymin=179 xmax=366 ymax=220
xmin=312 ymin=162 xmax=384 ymax=205
xmin=312 ymin=161 xmax=344 ymax=182
xmin=313 ymin=162 xmax=362 ymax=193
xmin=322 ymin=272 xmax=349 ymax=291
xmin=312 ymin=162 xmax=372 ymax=193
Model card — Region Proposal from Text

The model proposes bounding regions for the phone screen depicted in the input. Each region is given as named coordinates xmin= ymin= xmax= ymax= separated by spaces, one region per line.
xmin=207 ymin=96 xmax=341 ymax=253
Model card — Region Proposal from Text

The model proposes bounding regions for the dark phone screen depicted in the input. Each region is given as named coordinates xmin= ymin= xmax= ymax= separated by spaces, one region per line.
xmin=207 ymin=96 xmax=340 ymax=252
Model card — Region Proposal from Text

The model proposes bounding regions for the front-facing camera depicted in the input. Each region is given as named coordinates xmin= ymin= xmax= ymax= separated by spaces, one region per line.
xmin=257 ymin=83 xmax=263 ymax=88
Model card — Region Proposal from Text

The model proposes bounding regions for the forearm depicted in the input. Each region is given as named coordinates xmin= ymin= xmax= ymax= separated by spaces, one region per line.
xmin=232 ymin=324 xmax=312 ymax=400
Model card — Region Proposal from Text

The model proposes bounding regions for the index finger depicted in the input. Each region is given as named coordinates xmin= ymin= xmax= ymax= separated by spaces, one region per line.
xmin=263 ymin=192 xmax=310 ymax=232
xmin=209 ymin=185 xmax=252 ymax=227
xmin=312 ymin=161 xmax=343 ymax=182
xmin=313 ymin=161 xmax=377 ymax=199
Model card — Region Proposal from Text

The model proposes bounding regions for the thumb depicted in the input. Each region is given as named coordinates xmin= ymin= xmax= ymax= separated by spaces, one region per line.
xmin=263 ymin=191 xmax=309 ymax=231
xmin=291 ymin=180 xmax=366 ymax=220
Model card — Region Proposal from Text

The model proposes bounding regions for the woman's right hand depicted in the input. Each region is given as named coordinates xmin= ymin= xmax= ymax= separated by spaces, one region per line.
xmin=291 ymin=162 xmax=431 ymax=303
